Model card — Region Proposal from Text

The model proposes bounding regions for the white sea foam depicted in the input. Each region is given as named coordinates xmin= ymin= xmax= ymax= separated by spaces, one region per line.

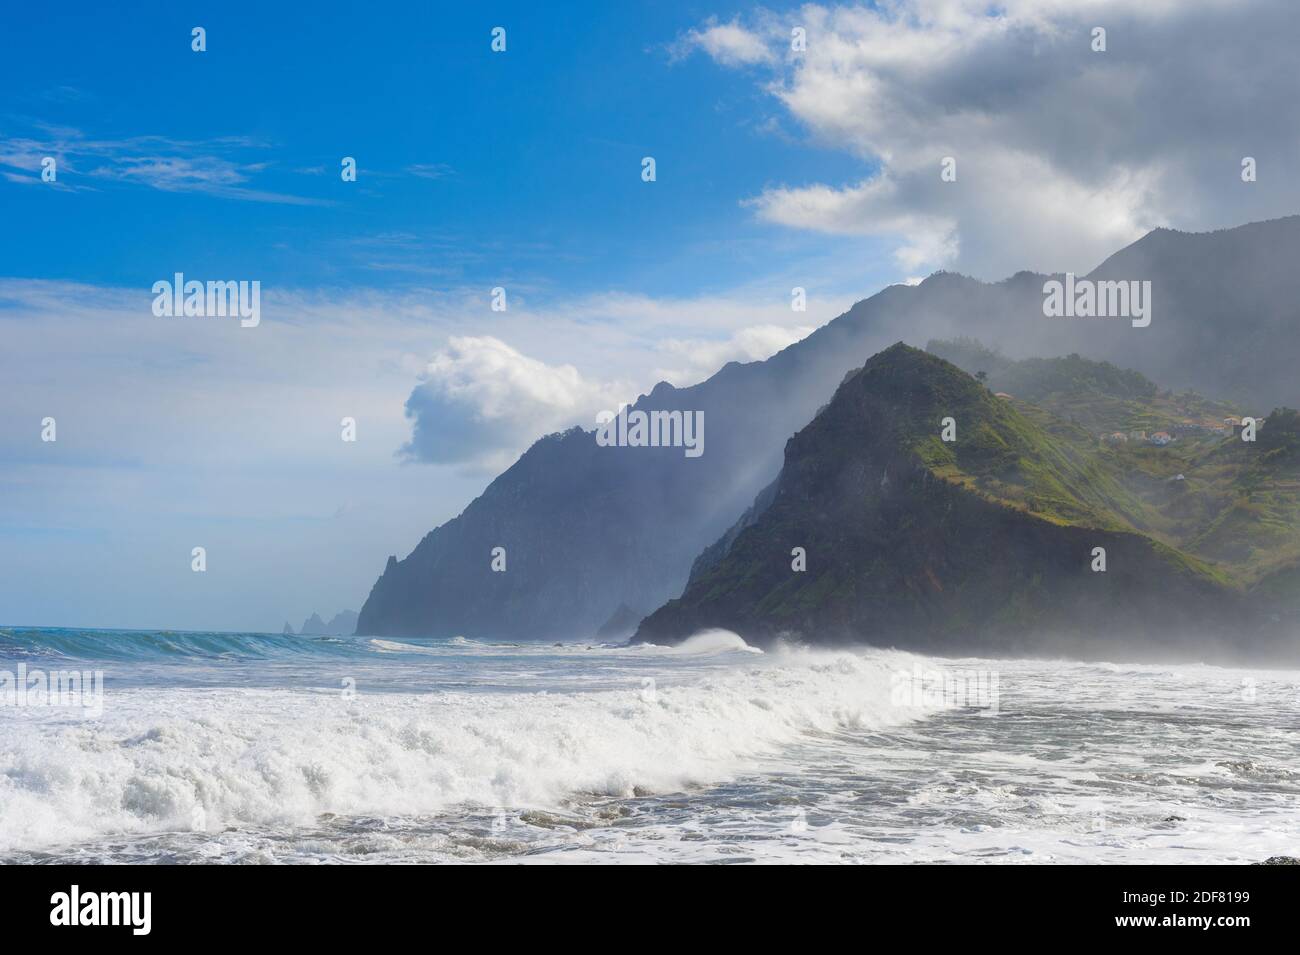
xmin=368 ymin=638 xmax=440 ymax=654
xmin=658 ymin=629 xmax=764 ymax=655
xmin=4 ymin=643 xmax=1296 ymax=863
xmin=0 ymin=644 xmax=915 ymax=854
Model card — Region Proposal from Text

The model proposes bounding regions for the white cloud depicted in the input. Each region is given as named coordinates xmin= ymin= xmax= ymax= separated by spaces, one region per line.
xmin=0 ymin=276 xmax=838 ymax=474
xmin=396 ymin=293 xmax=844 ymax=468
xmin=401 ymin=336 xmax=626 ymax=471
xmin=653 ymin=323 xmax=815 ymax=384
xmin=0 ymin=277 xmax=851 ymax=630
xmin=682 ymin=0 xmax=1300 ymax=277
xmin=678 ymin=18 xmax=775 ymax=66
xmin=745 ymin=175 xmax=960 ymax=271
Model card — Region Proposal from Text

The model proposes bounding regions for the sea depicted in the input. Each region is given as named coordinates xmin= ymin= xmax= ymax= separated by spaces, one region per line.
xmin=1 ymin=626 xmax=1296 ymax=864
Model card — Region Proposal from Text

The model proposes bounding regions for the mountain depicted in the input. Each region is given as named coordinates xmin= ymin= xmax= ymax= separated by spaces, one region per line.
xmin=925 ymin=339 xmax=1237 ymax=434
xmin=358 ymin=215 xmax=1300 ymax=641
xmin=635 ymin=345 xmax=1299 ymax=661
xmin=296 ymin=610 xmax=359 ymax=636
xmin=927 ymin=340 xmax=1300 ymax=591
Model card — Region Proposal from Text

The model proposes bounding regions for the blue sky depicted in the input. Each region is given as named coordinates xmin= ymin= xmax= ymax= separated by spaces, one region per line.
xmin=0 ymin=0 xmax=897 ymax=632
xmin=2 ymin=0 xmax=1295 ymax=631
xmin=0 ymin=1 xmax=876 ymax=299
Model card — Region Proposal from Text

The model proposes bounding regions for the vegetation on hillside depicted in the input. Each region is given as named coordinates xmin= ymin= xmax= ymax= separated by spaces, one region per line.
xmin=636 ymin=344 xmax=1298 ymax=655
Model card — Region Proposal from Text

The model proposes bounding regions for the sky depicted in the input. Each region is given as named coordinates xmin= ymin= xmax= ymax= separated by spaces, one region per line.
xmin=2 ymin=0 xmax=1297 ymax=631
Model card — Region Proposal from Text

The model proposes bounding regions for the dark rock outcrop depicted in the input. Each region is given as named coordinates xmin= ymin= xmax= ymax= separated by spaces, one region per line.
xmin=297 ymin=610 xmax=359 ymax=636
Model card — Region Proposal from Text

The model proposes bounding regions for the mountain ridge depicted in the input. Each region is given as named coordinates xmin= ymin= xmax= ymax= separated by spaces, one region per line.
xmin=634 ymin=345 xmax=1292 ymax=661
xmin=357 ymin=214 xmax=1300 ymax=642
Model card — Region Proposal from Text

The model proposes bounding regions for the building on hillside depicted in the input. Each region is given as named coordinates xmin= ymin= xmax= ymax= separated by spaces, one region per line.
xmin=1150 ymin=431 xmax=1174 ymax=445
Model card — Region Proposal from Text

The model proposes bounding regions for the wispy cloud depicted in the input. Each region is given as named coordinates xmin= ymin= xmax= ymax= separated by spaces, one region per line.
xmin=669 ymin=17 xmax=775 ymax=66
xmin=405 ymin=163 xmax=454 ymax=180
xmin=0 ymin=124 xmax=329 ymax=205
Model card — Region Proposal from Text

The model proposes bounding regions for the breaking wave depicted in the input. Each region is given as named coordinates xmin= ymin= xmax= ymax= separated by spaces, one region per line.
xmin=0 ymin=644 xmax=918 ymax=854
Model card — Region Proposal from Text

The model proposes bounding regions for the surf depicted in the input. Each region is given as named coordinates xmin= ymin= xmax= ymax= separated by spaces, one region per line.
xmin=0 ymin=642 xmax=920 ymax=855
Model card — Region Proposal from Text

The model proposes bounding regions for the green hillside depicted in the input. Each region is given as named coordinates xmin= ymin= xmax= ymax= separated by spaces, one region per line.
xmin=635 ymin=345 xmax=1296 ymax=660
xmin=928 ymin=339 xmax=1300 ymax=588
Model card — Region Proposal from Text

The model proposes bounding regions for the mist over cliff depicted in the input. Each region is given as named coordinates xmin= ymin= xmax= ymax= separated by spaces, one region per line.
xmin=635 ymin=345 xmax=1299 ymax=662
xmin=358 ymin=215 xmax=1300 ymax=643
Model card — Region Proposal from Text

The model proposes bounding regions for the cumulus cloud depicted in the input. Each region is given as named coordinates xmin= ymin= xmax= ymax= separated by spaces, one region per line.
xmin=400 ymin=336 xmax=626 ymax=470
xmin=680 ymin=0 xmax=1300 ymax=278
xmin=397 ymin=294 xmax=845 ymax=469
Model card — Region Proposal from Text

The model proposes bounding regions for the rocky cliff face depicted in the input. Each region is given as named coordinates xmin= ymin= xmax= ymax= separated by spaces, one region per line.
xmin=635 ymin=345 xmax=1286 ymax=661
xmin=358 ymin=216 xmax=1300 ymax=642
xmin=355 ymin=291 xmax=928 ymax=639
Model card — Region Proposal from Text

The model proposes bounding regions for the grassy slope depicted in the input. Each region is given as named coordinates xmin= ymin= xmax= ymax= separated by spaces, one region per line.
xmin=928 ymin=339 xmax=1300 ymax=591
xmin=637 ymin=345 xmax=1259 ymax=652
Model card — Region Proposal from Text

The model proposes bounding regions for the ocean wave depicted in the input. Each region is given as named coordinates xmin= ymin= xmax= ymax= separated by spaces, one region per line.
xmin=0 ymin=645 xmax=919 ymax=854
xmin=0 ymin=627 xmax=361 ymax=663
xmin=2 ymin=628 xmax=627 ymax=664
xmin=649 ymin=629 xmax=764 ymax=655
xmin=368 ymin=638 xmax=441 ymax=655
